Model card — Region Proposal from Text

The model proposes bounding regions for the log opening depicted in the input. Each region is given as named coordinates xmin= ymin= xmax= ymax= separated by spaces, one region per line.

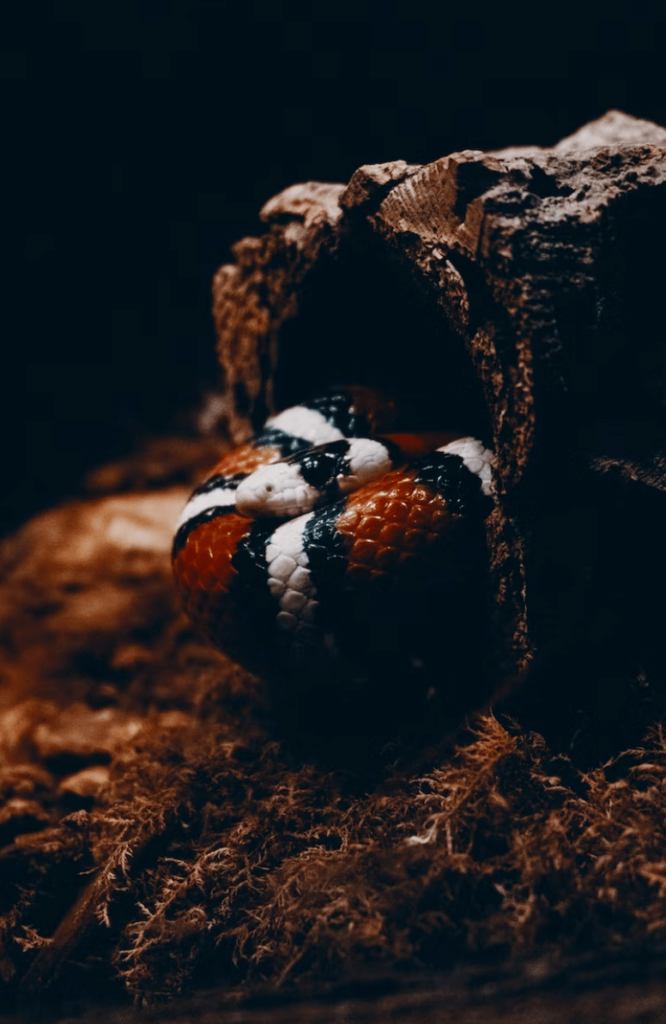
xmin=273 ymin=234 xmax=491 ymax=443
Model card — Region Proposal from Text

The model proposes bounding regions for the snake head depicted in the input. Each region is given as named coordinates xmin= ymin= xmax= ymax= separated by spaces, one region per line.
xmin=235 ymin=460 xmax=322 ymax=519
xmin=235 ymin=437 xmax=400 ymax=519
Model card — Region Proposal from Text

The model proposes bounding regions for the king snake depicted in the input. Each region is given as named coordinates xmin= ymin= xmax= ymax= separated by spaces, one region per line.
xmin=172 ymin=388 xmax=495 ymax=697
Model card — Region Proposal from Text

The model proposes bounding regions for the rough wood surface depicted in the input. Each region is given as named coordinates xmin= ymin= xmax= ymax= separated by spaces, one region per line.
xmin=212 ymin=111 xmax=666 ymax=752
xmin=213 ymin=182 xmax=345 ymax=443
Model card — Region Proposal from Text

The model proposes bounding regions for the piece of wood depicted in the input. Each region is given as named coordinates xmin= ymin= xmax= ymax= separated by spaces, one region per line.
xmin=212 ymin=112 xmax=666 ymax=756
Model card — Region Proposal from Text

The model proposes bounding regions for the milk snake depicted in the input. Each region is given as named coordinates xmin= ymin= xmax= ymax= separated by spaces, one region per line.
xmin=172 ymin=388 xmax=495 ymax=694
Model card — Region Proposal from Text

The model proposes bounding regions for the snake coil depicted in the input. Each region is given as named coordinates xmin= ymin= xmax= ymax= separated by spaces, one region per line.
xmin=172 ymin=388 xmax=495 ymax=698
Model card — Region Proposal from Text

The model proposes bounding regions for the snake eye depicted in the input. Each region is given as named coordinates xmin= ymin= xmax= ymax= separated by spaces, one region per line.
xmin=265 ymin=484 xmax=273 ymax=492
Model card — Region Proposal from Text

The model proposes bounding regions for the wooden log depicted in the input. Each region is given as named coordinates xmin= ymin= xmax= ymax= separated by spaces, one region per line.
xmin=212 ymin=111 xmax=666 ymax=757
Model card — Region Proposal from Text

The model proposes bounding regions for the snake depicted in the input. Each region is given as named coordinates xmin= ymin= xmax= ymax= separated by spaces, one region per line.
xmin=172 ymin=387 xmax=495 ymax=696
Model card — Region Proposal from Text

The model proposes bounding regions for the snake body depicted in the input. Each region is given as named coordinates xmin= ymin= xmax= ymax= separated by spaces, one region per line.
xmin=172 ymin=388 xmax=495 ymax=692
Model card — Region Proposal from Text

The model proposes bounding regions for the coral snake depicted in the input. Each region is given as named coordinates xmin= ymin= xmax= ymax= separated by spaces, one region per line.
xmin=172 ymin=388 xmax=495 ymax=693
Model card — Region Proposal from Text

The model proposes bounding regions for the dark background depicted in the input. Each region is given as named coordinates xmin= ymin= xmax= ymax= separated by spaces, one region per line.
xmin=3 ymin=0 xmax=665 ymax=534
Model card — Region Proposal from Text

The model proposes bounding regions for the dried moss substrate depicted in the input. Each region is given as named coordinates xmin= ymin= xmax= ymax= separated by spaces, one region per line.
xmin=2 ymin=440 xmax=666 ymax=1015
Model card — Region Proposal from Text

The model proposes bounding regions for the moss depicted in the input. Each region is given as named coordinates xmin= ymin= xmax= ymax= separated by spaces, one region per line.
xmin=2 ymin=443 xmax=666 ymax=1008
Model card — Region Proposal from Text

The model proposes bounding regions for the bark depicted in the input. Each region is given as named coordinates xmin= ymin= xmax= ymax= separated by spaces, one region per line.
xmin=212 ymin=111 xmax=666 ymax=756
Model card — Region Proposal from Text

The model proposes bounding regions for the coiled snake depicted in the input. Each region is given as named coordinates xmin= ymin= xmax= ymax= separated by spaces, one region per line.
xmin=172 ymin=388 xmax=495 ymax=697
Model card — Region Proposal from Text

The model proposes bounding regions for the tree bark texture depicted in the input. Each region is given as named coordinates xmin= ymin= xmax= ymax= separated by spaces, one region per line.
xmin=212 ymin=111 xmax=666 ymax=755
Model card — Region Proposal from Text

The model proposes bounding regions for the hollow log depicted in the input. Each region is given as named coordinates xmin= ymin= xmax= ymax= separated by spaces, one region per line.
xmin=212 ymin=111 xmax=666 ymax=758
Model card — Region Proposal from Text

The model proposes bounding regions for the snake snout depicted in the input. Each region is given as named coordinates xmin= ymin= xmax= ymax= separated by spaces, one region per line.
xmin=235 ymin=471 xmax=276 ymax=517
